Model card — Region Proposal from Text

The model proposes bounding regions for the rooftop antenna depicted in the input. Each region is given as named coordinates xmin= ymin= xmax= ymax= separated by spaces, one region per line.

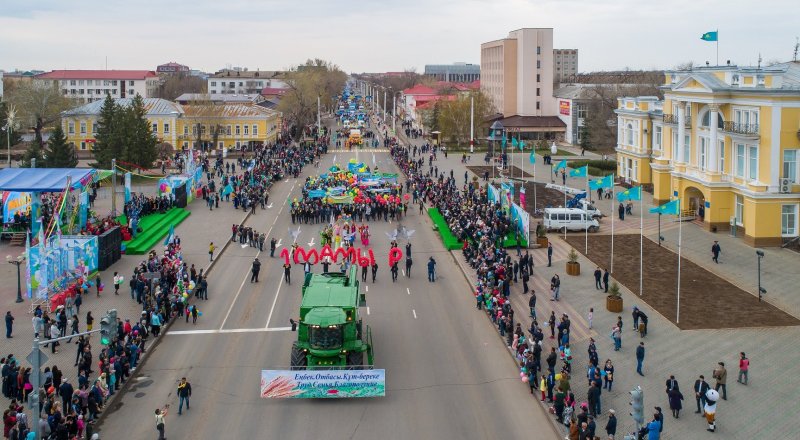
xmin=757 ymin=53 xmax=762 ymax=69
xmin=794 ymin=37 xmax=799 ymax=62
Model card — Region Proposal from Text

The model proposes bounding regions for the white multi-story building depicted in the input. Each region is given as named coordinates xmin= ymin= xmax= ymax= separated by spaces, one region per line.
xmin=553 ymin=49 xmax=579 ymax=83
xmin=35 ymin=70 xmax=160 ymax=103
xmin=207 ymin=69 xmax=287 ymax=95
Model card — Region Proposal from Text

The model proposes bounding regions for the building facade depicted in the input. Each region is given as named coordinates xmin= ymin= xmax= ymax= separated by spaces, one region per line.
xmin=554 ymin=84 xmax=595 ymax=145
xmin=553 ymin=49 xmax=579 ymax=84
xmin=207 ymin=69 xmax=287 ymax=95
xmin=157 ymin=62 xmax=190 ymax=75
xmin=36 ymin=70 xmax=159 ymax=103
xmin=481 ymin=28 xmax=557 ymax=117
xmin=615 ymin=63 xmax=800 ymax=246
xmin=424 ymin=63 xmax=480 ymax=82
xmin=61 ymin=98 xmax=281 ymax=152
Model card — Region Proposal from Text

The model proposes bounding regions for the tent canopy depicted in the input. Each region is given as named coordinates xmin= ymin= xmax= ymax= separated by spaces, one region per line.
xmin=0 ymin=168 xmax=97 ymax=192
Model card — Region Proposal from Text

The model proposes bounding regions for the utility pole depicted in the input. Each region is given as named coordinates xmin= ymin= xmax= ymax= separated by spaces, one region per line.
xmin=317 ymin=95 xmax=321 ymax=134
xmin=392 ymin=94 xmax=396 ymax=134
xmin=470 ymin=96 xmax=475 ymax=154
xmin=383 ymin=90 xmax=387 ymax=123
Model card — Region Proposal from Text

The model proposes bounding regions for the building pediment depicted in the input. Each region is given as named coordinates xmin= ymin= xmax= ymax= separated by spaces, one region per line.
xmin=671 ymin=73 xmax=725 ymax=94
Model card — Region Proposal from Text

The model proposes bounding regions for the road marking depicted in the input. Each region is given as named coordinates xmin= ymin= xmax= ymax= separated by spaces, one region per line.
xmin=365 ymin=285 xmax=368 ymax=292
xmin=266 ymin=203 xmax=273 ymax=209
xmin=412 ymin=309 xmax=417 ymax=319
xmin=169 ymin=327 xmax=292 ymax=335
xmin=307 ymin=237 xmax=315 ymax=247
xmin=265 ymin=276 xmax=285 ymax=328
xmin=367 ymin=307 xmax=370 ymax=315
xmin=401 ymin=270 xmax=405 ymax=276
xmin=276 ymin=238 xmax=282 ymax=248
xmin=407 ymin=287 xmax=411 ymax=295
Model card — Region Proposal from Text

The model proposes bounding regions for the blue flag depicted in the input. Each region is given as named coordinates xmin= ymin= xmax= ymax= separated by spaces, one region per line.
xmin=511 ymin=138 xmax=519 ymax=148
xmin=519 ymin=140 xmax=526 ymax=151
xmin=554 ymin=159 xmax=567 ymax=172
xmin=649 ymin=199 xmax=681 ymax=216
xmin=700 ymin=31 xmax=718 ymax=42
xmin=502 ymin=135 xmax=507 ymax=148
xmin=569 ymin=165 xmax=588 ymax=178
xmin=589 ymin=174 xmax=614 ymax=190
xmin=163 ymin=225 xmax=175 ymax=246
xmin=617 ymin=186 xmax=642 ymax=202
xmin=529 ymin=151 xmax=536 ymax=164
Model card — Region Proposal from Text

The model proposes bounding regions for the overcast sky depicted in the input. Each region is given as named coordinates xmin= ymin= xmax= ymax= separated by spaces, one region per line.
xmin=1 ymin=0 xmax=797 ymax=74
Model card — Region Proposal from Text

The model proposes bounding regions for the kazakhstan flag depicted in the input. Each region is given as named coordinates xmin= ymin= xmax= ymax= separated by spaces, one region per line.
xmin=554 ymin=159 xmax=568 ymax=172
xmin=511 ymin=138 xmax=519 ymax=148
xmin=701 ymin=31 xmax=718 ymax=42
xmin=589 ymin=174 xmax=614 ymax=190
xmin=617 ymin=186 xmax=642 ymax=202
xmin=569 ymin=165 xmax=588 ymax=178
xmin=649 ymin=199 xmax=680 ymax=215
xmin=529 ymin=151 xmax=536 ymax=164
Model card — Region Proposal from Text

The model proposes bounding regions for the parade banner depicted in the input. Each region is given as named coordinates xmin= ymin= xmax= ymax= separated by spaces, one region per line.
xmin=260 ymin=369 xmax=386 ymax=399
xmin=28 ymin=234 xmax=99 ymax=298
xmin=79 ymin=191 xmax=89 ymax=228
xmin=487 ymin=184 xmax=499 ymax=204
xmin=124 ymin=172 xmax=132 ymax=204
xmin=511 ymin=203 xmax=531 ymax=242
xmin=1 ymin=191 xmax=32 ymax=223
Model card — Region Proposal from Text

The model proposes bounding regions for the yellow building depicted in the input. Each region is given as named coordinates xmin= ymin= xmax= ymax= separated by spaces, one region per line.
xmin=616 ymin=62 xmax=800 ymax=247
xmin=61 ymin=97 xmax=281 ymax=153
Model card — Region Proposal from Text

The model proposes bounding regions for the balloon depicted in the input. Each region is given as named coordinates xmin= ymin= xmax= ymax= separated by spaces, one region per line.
xmin=521 ymin=376 xmax=529 ymax=383
xmin=519 ymin=372 xmax=526 ymax=378
xmin=198 ymin=312 xmax=203 ymax=316
xmin=555 ymin=373 xmax=562 ymax=381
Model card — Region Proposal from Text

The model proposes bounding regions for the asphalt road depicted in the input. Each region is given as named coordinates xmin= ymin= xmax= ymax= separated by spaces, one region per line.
xmin=97 ymin=120 xmax=558 ymax=439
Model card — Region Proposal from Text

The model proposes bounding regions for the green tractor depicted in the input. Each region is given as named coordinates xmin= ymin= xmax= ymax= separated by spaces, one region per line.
xmin=291 ymin=267 xmax=374 ymax=370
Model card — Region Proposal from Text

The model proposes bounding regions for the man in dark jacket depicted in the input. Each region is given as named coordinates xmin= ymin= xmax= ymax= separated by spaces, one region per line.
xmin=594 ymin=267 xmax=602 ymax=290
xmin=59 ymin=380 xmax=74 ymax=410
xmin=603 ymin=269 xmax=610 ymax=293
xmin=605 ymin=409 xmax=617 ymax=437
xmin=250 ymin=258 xmax=261 ymax=283
xmin=694 ymin=375 xmax=710 ymax=413
xmin=177 ymin=377 xmax=192 ymax=415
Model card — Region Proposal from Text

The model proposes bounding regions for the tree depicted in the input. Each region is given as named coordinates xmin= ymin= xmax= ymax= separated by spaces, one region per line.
xmin=122 ymin=94 xmax=158 ymax=169
xmin=43 ymin=124 xmax=78 ymax=168
xmin=279 ymin=59 xmax=347 ymax=140
xmin=434 ymin=90 xmax=496 ymax=147
xmin=20 ymin=142 xmax=44 ymax=167
xmin=91 ymin=95 xmax=123 ymax=168
xmin=155 ymin=74 xmax=206 ymax=100
xmin=6 ymin=80 xmax=75 ymax=149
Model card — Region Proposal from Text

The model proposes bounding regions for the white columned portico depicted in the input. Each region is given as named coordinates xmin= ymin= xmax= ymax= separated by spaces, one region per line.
xmin=708 ymin=104 xmax=719 ymax=172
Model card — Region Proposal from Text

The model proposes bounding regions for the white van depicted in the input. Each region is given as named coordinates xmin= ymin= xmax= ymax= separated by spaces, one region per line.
xmin=578 ymin=199 xmax=603 ymax=218
xmin=544 ymin=208 xmax=600 ymax=232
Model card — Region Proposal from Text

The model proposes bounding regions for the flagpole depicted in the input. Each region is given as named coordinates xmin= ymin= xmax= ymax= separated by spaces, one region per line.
xmin=585 ymin=174 xmax=588 ymax=254
xmin=716 ymin=28 xmax=719 ymax=66
xmin=677 ymin=197 xmax=682 ymax=324
xmin=564 ymin=181 xmax=567 ymax=241
xmin=639 ymin=193 xmax=643 ymax=296
xmin=610 ymin=180 xmax=615 ymax=274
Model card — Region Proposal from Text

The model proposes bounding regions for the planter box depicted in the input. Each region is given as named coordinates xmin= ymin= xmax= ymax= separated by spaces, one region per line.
xmin=566 ymin=261 xmax=580 ymax=276
xmin=537 ymin=236 xmax=549 ymax=247
xmin=606 ymin=296 xmax=623 ymax=313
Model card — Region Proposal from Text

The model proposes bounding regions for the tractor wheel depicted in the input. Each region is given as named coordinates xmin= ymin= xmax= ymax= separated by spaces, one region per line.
xmin=290 ymin=343 xmax=307 ymax=370
xmin=346 ymin=351 xmax=364 ymax=370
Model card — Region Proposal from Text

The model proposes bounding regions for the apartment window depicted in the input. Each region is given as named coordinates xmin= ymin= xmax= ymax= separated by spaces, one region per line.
xmin=219 ymin=141 xmax=224 ymax=149
xmin=183 ymin=141 xmax=188 ymax=149
xmin=252 ymin=125 xmax=258 ymax=136
xmin=235 ymin=141 xmax=241 ymax=149
xmin=70 ymin=89 xmax=77 ymax=95
xmin=68 ymin=122 xmax=75 ymax=134
xmin=80 ymin=122 xmax=87 ymax=134
xmin=735 ymin=143 xmax=746 ymax=177
xmin=164 ymin=123 xmax=170 ymax=134
xmin=653 ymin=126 xmax=662 ymax=153
xmin=536 ymin=102 xmax=540 ymax=110
xmin=227 ymin=125 xmax=232 ymax=135
xmin=92 ymin=122 xmax=98 ymax=134
xmin=80 ymin=142 xmax=86 ymax=151
xmin=244 ymin=125 xmax=249 ymax=135
xmin=184 ymin=125 xmax=189 ymax=135
xmin=748 ymin=145 xmax=759 ymax=180
xmin=86 ymin=89 xmax=92 ymax=95
xmin=238 ymin=82 xmax=243 ymax=86
xmin=783 ymin=150 xmax=797 ymax=183
xmin=78 ymin=80 xmax=84 ymax=86
xmin=96 ymin=89 xmax=101 ymax=94
xmin=537 ymin=46 xmax=541 ymax=55
xmin=718 ymin=140 xmax=725 ymax=173
xmin=235 ymin=125 xmax=241 ymax=135
xmin=149 ymin=123 xmax=156 ymax=133
xmin=735 ymin=195 xmax=744 ymax=226
xmin=683 ymin=135 xmax=690 ymax=164
xmin=536 ymin=74 xmax=541 ymax=82
xmin=192 ymin=125 xmax=197 ymax=135
xmin=112 ymin=89 xmax=117 ymax=95
xmin=70 ymin=80 xmax=76 ymax=86
xmin=536 ymin=60 xmax=541 ymax=69
xmin=128 ymin=89 xmax=135 ymax=95
xmin=211 ymin=81 xmax=217 ymax=86
xmin=782 ymin=205 xmax=798 ymax=236
xmin=129 ymin=81 xmax=135 ymax=86
xmin=734 ymin=107 xmax=759 ymax=128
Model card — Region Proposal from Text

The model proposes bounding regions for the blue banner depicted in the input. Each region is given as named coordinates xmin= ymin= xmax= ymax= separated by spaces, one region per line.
xmin=124 ymin=172 xmax=132 ymax=203
xmin=1 ymin=191 xmax=32 ymax=223
xmin=79 ymin=191 xmax=88 ymax=229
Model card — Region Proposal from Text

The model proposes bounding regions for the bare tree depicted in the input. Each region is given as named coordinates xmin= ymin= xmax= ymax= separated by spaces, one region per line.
xmin=6 ymin=80 xmax=75 ymax=148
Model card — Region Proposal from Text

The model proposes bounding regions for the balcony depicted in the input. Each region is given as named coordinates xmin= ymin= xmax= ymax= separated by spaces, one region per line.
xmin=722 ymin=121 xmax=760 ymax=137
xmin=662 ymin=114 xmax=691 ymax=127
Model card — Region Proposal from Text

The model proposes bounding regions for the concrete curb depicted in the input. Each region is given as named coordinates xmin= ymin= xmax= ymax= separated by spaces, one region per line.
xmin=450 ymin=249 xmax=568 ymax=439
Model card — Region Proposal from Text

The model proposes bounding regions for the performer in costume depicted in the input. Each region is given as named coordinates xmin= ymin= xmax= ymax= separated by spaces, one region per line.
xmin=704 ymin=389 xmax=719 ymax=432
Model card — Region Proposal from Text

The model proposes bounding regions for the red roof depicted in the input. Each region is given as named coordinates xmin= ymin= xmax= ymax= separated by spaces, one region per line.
xmin=414 ymin=95 xmax=457 ymax=108
xmin=260 ymin=87 xmax=288 ymax=96
xmin=36 ymin=70 xmax=158 ymax=80
xmin=402 ymin=84 xmax=437 ymax=96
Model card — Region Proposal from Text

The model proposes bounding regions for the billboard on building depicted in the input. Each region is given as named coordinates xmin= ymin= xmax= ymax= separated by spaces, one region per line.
xmin=559 ymin=100 xmax=571 ymax=116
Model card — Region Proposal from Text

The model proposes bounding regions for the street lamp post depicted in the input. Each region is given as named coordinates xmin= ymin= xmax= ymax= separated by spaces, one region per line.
xmin=7 ymin=254 xmax=26 ymax=303
xmin=489 ymin=121 xmax=504 ymax=181
xmin=756 ymin=250 xmax=766 ymax=301
xmin=550 ymin=141 xmax=558 ymax=183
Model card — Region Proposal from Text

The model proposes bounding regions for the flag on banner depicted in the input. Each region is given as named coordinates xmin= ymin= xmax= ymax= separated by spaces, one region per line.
xmin=511 ymin=138 xmax=519 ymax=149
xmin=163 ymin=225 xmax=175 ymax=246
xmin=501 ymin=134 xmax=507 ymax=148
xmin=554 ymin=159 xmax=567 ymax=172
xmin=25 ymin=231 xmax=32 ymax=299
xmin=700 ymin=31 xmax=718 ymax=41
xmin=649 ymin=199 xmax=681 ymax=215
xmin=569 ymin=165 xmax=588 ymax=178
xmin=519 ymin=140 xmax=526 ymax=151
xmin=589 ymin=174 xmax=614 ymax=190
xmin=617 ymin=186 xmax=643 ymax=202
xmin=529 ymin=151 xmax=536 ymax=164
